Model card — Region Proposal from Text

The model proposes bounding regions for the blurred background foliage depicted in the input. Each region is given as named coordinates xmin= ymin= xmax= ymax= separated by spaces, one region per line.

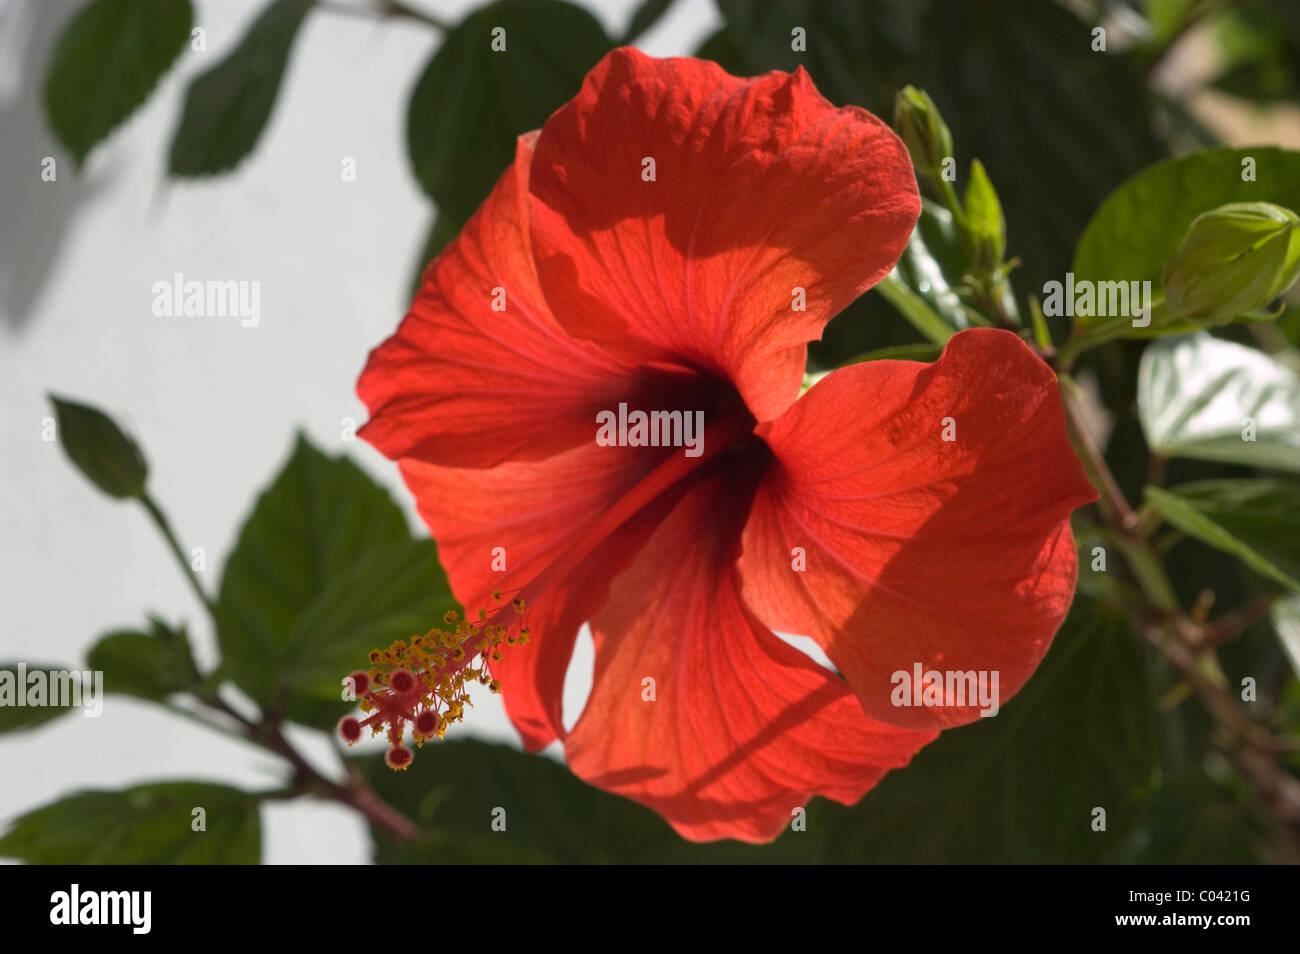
xmin=4 ymin=0 xmax=1300 ymax=864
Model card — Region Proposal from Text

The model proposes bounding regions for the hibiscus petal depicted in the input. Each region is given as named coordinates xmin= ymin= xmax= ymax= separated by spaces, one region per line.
xmin=397 ymin=436 xmax=676 ymax=749
xmin=566 ymin=466 xmax=936 ymax=843
xmin=528 ymin=46 xmax=920 ymax=424
xmin=739 ymin=329 xmax=1097 ymax=730
xmin=358 ymin=133 xmax=636 ymax=469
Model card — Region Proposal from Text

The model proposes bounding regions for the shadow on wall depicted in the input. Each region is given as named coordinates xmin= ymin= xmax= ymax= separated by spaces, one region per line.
xmin=0 ymin=0 xmax=102 ymax=334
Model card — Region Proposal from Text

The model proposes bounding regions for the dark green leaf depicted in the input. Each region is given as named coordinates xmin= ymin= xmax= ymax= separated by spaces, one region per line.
xmin=357 ymin=740 xmax=818 ymax=863
xmin=43 ymin=0 xmax=193 ymax=166
xmin=623 ymin=0 xmax=675 ymax=44
xmin=0 ymin=663 xmax=85 ymax=735
xmin=1126 ymin=769 xmax=1269 ymax=863
xmin=49 ymin=394 xmax=148 ymax=499
xmin=0 ymin=782 xmax=260 ymax=863
xmin=818 ymin=606 xmax=1159 ymax=862
xmin=216 ymin=434 xmax=457 ymax=729
xmin=168 ymin=0 xmax=313 ymax=176
xmin=715 ymin=0 xmax=923 ymax=109
xmin=406 ymin=0 xmax=609 ymax=230
xmin=885 ymin=199 xmax=972 ymax=338
xmin=1209 ymin=0 xmax=1300 ymax=104
xmin=1146 ymin=480 xmax=1300 ymax=592
xmin=911 ymin=0 xmax=1167 ymax=296
xmin=692 ymin=26 xmax=755 ymax=75
xmin=87 ymin=618 xmax=199 ymax=701
xmin=719 ymin=1 xmax=1165 ymax=295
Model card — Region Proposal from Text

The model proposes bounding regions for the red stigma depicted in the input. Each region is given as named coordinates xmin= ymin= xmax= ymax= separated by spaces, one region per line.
xmin=385 ymin=746 xmax=413 ymax=770
xmin=413 ymin=710 xmax=438 ymax=737
xmin=338 ymin=716 xmax=362 ymax=744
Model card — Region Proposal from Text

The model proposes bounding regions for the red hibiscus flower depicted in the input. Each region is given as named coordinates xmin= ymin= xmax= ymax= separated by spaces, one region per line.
xmin=345 ymin=47 xmax=1096 ymax=842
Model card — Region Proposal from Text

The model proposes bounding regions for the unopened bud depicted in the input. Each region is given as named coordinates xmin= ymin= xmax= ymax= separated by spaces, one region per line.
xmin=1161 ymin=201 xmax=1300 ymax=324
xmin=893 ymin=85 xmax=952 ymax=179
xmin=963 ymin=159 xmax=1005 ymax=271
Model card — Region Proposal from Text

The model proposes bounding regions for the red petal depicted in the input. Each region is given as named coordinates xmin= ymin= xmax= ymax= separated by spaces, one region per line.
xmin=739 ymin=329 xmax=1096 ymax=730
xmin=528 ymin=47 xmax=920 ymax=424
xmin=398 ymin=437 xmax=677 ymax=750
xmin=566 ymin=468 xmax=936 ymax=843
xmin=358 ymin=134 xmax=635 ymax=469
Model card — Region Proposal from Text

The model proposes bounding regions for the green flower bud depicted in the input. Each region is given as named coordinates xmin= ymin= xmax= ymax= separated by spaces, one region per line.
xmin=893 ymin=85 xmax=953 ymax=179
xmin=49 ymin=395 xmax=148 ymax=499
xmin=963 ymin=159 xmax=1005 ymax=271
xmin=1161 ymin=201 xmax=1300 ymax=324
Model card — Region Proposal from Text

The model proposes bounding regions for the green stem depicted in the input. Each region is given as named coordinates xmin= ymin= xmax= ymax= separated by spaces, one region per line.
xmin=933 ymin=175 xmax=967 ymax=232
xmin=876 ymin=273 xmax=955 ymax=345
xmin=157 ymin=699 xmax=252 ymax=746
xmin=1059 ymin=375 xmax=1140 ymax=533
xmin=140 ymin=493 xmax=218 ymax=618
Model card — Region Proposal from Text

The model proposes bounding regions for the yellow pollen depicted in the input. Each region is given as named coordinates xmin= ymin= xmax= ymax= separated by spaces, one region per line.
xmin=347 ymin=595 xmax=533 ymax=770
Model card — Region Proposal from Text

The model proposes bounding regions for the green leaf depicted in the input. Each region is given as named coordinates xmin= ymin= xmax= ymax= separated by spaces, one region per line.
xmin=43 ymin=0 xmax=193 ymax=166
xmin=844 ymin=342 xmax=942 ymax=364
xmin=1074 ymin=147 xmax=1300 ymax=291
xmin=715 ymin=0 xmax=923 ymax=109
xmin=406 ymin=0 xmax=609 ymax=231
xmin=817 ymin=606 xmax=1159 ymax=862
xmin=0 ymin=782 xmax=260 ymax=863
xmin=623 ymin=0 xmax=675 ymax=44
xmin=1127 ymin=769 xmax=1269 ymax=863
xmin=693 ymin=26 xmax=755 ymax=74
xmin=1271 ymin=593 xmax=1300 ymax=680
xmin=216 ymin=434 xmax=457 ymax=729
xmin=49 ymin=394 xmax=148 ymax=500
xmin=719 ymin=0 xmax=1164 ymax=295
xmin=356 ymin=740 xmax=818 ymax=863
xmin=875 ymin=200 xmax=972 ymax=343
xmin=1073 ymin=522 xmax=1133 ymax=606
xmin=1210 ymin=1 xmax=1300 ymax=104
xmin=0 ymin=663 xmax=85 ymax=735
xmin=1146 ymin=480 xmax=1300 ymax=592
xmin=167 ymin=0 xmax=313 ymax=176
xmin=87 ymin=618 xmax=199 ymax=701
xmin=1138 ymin=332 xmax=1300 ymax=472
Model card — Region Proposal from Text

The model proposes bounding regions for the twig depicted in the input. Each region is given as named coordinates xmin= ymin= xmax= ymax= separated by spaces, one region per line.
xmin=140 ymin=493 xmax=218 ymax=617
xmin=1057 ymin=380 xmax=1300 ymax=855
xmin=317 ymin=0 xmax=450 ymax=31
